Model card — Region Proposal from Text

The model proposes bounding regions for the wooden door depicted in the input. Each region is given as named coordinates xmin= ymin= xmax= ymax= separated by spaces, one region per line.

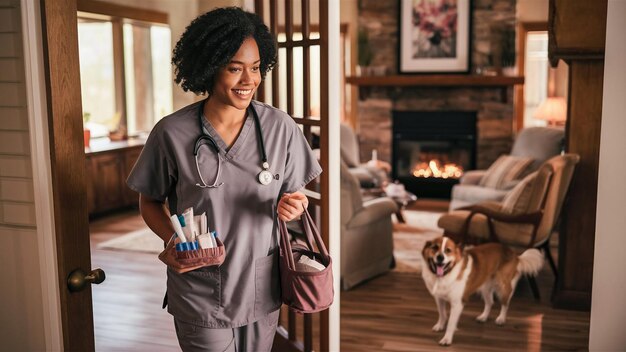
xmin=40 ymin=0 xmax=96 ymax=350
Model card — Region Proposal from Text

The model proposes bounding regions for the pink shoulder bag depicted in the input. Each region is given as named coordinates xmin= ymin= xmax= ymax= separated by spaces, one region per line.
xmin=278 ymin=209 xmax=334 ymax=313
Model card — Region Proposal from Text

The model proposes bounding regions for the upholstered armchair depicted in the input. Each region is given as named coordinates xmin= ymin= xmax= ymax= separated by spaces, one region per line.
xmin=340 ymin=160 xmax=398 ymax=290
xmin=438 ymin=154 xmax=580 ymax=298
xmin=450 ymin=127 xmax=565 ymax=210
xmin=340 ymin=123 xmax=390 ymax=188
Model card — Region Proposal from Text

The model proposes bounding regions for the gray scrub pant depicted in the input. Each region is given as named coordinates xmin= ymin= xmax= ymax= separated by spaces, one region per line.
xmin=174 ymin=310 xmax=280 ymax=352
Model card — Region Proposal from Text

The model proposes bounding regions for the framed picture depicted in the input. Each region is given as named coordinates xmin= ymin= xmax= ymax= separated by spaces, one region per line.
xmin=398 ymin=0 xmax=472 ymax=73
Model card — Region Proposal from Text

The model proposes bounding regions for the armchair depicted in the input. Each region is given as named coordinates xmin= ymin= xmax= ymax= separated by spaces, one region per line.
xmin=340 ymin=160 xmax=398 ymax=290
xmin=438 ymin=154 xmax=580 ymax=298
xmin=340 ymin=123 xmax=390 ymax=188
xmin=450 ymin=127 xmax=564 ymax=210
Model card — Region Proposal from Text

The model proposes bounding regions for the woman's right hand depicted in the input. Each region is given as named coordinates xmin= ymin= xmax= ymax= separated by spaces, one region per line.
xmin=277 ymin=192 xmax=308 ymax=221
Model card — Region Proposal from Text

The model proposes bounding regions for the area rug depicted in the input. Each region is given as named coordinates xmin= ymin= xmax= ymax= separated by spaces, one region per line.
xmin=97 ymin=227 xmax=164 ymax=254
xmin=393 ymin=210 xmax=444 ymax=273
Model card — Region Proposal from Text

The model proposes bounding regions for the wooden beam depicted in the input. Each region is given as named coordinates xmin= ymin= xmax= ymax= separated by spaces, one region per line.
xmin=345 ymin=75 xmax=524 ymax=87
xmin=319 ymin=0 xmax=330 ymax=350
xmin=555 ymin=61 xmax=603 ymax=311
xmin=77 ymin=0 xmax=168 ymax=24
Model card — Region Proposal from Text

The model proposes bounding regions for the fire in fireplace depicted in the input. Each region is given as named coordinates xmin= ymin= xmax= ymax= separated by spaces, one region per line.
xmin=412 ymin=159 xmax=464 ymax=179
xmin=392 ymin=111 xmax=477 ymax=198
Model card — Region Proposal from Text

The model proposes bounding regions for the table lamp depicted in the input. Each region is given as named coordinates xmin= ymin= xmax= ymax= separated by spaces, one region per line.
xmin=534 ymin=96 xmax=567 ymax=127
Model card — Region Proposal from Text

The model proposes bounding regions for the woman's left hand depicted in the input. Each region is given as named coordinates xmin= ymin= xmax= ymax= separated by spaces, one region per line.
xmin=278 ymin=192 xmax=309 ymax=221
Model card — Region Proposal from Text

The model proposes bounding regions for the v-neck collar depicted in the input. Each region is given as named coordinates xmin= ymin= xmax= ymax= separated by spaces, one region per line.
xmin=201 ymin=107 xmax=253 ymax=161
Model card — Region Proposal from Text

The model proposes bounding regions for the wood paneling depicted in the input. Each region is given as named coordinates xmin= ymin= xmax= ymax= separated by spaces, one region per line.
xmin=0 ymin=107 xmax=29 ymax=130
xmin=40 ymin=0 xmax=95 ymax=349
xmin=0 ymin=3 xmax=36 ymax=231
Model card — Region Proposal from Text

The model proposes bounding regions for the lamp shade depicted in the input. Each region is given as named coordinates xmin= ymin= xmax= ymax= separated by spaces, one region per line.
xmin=534 ymin=97 xmax=567 ymax=124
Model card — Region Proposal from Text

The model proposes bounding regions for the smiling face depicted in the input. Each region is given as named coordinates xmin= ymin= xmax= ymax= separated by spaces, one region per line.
xmin=210 ymin=36 xmax=261 ymax=111
xmin=422 ymin=236 xmax=462 ymax=277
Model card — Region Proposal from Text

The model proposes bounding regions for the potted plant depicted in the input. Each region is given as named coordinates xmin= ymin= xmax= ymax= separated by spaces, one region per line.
xmin=83 ymin=112 xmax=91 ymax=148
xmin=357 ymin=28 xmax=373 ymax=76
xmin=490 ymin=22 xmax=516 ymax=76
xmin=500 ymin=25 xmax=516 ymax=76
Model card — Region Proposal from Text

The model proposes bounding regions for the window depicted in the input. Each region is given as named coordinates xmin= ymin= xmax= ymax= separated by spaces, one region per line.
xmin=77 ymin=20 xmax=117 ymax=138
xmin=77 ymin=10 xmax=173 ymax=139
xmin=274 ymin=31 xmax=321 ymax=119
xmin=523 ymin=32 xmax=549 ymax=127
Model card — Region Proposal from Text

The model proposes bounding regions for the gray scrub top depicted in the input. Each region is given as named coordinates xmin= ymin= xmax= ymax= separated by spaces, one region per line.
xmin=127 ymin=100 xmax=322 ymax=328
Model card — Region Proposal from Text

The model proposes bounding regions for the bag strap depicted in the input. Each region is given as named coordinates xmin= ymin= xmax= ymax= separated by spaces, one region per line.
xmin=300 ymin=209 xmax=330 ymax=262
xmin=279 ymin=219 xmax=296 ymax=270
xmin=278 ymin=209 xmax=331 ymax=269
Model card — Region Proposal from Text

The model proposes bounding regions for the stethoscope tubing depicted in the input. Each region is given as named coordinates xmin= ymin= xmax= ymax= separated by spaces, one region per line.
xmin=194 ymin=99 xmax=270 ymax=188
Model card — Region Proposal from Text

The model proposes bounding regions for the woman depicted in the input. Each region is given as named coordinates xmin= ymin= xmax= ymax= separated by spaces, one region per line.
xmin=127 ymin=7 xmax=321 ymax=351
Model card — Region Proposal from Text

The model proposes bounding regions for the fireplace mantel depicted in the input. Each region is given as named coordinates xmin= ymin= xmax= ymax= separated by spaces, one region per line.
xmin=346 ymin=74 xmax=524 ymax=87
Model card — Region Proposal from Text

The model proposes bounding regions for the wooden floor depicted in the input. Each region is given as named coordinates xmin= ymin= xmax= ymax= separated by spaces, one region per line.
xmin=90 ymin=207 xmax=590 ymax=351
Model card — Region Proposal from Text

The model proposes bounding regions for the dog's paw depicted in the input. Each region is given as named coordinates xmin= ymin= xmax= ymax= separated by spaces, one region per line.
xmin=438 ymin=335 xmax=453 ymax=346
xmin=495 ymin=315 xmax=506 ymax=325
xmin=432 ymin=322 xmax=446 ymax=332
xmin=475 ymin=314 xmax=488 ymax=323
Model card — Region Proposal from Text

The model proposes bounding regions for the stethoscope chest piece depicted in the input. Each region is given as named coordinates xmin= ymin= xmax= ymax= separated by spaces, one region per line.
xmin=258 ymin=162 xmax=273 ymax=185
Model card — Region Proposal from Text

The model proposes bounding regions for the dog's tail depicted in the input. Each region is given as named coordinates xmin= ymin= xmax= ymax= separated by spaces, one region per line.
xmin=517 ymin=249 xmax=543 ymax=276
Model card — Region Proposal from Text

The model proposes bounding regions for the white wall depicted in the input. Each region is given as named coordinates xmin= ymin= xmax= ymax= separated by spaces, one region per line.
xmin=589 ymin=0 xmax=626 ymax=350
xmin=516 ymin=0 xmax=548 ymax=22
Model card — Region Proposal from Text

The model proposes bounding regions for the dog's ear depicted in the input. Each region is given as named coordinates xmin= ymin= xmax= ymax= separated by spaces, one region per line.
xmin=424 ymin=240 xmax=432 ymax=249
xmin=457 ymin=242 xmax=465 ymax=252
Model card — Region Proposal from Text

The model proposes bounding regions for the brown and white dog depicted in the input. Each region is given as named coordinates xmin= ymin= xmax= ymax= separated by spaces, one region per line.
xmin=421 ymin=236 xmax=543 ymax=346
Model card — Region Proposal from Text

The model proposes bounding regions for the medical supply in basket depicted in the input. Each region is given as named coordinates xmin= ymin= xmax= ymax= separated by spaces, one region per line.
xmin=182 ymin=207 xmax=196 ymax=242
xmin=170 ymin=214 xmax=187 ymax=242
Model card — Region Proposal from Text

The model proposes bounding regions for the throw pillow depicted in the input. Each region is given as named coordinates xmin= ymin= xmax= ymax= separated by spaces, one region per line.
xmin=501 ymin=171 xmax=537 ymax=214
xmin=479 ymin=155 xmax=534 ymax=190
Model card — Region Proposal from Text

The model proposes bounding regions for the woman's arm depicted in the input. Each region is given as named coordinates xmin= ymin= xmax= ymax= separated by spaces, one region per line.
xmin=277 ymin=191 xmax=309 ymax=221
xmin=139 ymin=194 xmax=176 ymax=242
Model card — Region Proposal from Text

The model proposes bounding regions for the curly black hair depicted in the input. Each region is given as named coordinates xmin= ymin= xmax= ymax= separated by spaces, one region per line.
xmin=172 ymin=7 xmax=277 ymax=95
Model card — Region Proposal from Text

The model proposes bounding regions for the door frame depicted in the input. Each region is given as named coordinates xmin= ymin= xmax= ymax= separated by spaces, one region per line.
xmin=21 ymin=0 xmax=64 ymax=350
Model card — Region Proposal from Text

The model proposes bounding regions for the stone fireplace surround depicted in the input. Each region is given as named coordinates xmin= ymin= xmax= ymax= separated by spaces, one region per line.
xmin=357 ymin=86 xmax=514 ymax=170
xmin=356 ymin=0 xmax=517 ymax=171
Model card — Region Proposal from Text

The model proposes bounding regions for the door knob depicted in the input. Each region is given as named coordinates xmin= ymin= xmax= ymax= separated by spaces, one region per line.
xmin=67 ymin=268 xmax=106 ymax=292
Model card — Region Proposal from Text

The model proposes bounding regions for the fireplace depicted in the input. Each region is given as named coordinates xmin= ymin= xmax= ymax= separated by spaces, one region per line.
xmin=392 ymin=111 xmax=477 ymax=199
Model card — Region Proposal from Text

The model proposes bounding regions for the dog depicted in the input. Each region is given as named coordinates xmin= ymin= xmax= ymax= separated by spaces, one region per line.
xmin=421 ymin=236 xmax=543 ymax=346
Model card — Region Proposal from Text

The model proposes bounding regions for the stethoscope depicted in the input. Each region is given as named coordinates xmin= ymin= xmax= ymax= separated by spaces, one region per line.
xmin=193 ymin=99 xmax=273 ymax=188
